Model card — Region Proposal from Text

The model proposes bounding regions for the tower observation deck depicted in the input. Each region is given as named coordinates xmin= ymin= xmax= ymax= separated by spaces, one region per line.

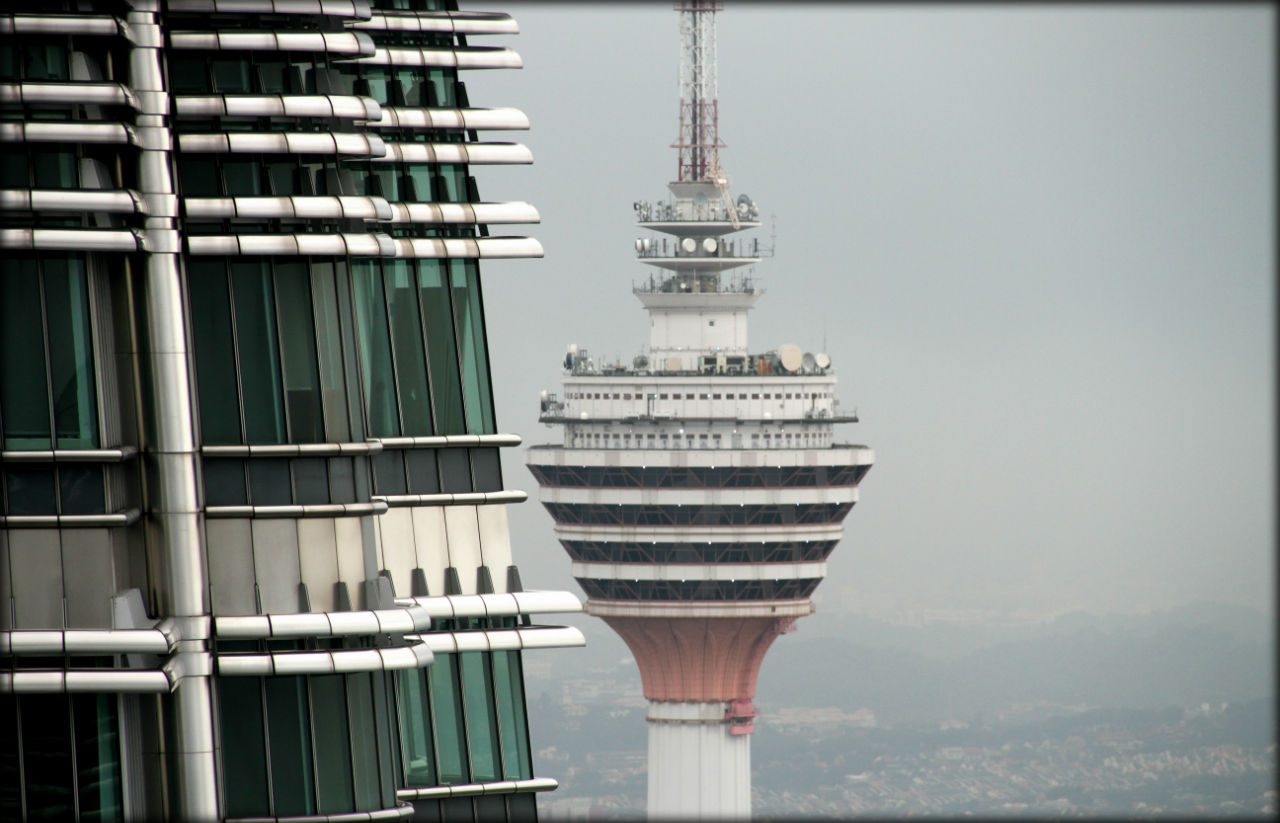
xmin=526 ymin=3 xmax=873 ymax=818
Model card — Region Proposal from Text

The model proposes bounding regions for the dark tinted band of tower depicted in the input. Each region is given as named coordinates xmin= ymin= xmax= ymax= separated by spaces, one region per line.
xmin=527 ymin=463 xmax=870 ymax=489
xmin=576 ymin=578 xmax=822 ymax=602
xmin=561 ymin=539 xmax=838 ymax=564
xmin=543 ymin=502 xmax=854 ymax=527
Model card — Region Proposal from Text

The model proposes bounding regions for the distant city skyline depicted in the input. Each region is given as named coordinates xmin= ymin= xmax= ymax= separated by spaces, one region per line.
xmin=466 ymin=4 xmax=1274 ymax=620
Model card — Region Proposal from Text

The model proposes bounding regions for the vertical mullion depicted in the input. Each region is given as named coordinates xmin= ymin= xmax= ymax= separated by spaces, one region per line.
xmin=377 ymin=261 xmax=407 ymax=436
xmin=37 ymin=262 xmax=57 ymax=450
xmin=269 ymin=268 xmax=294 ymax=445
xmin=221 ymin=262 xmax=250 ymax=445
xmin=259 ymin=678 xmax=276 ymax=817
xmin=67 ymin=696 xmax=79 ymax=821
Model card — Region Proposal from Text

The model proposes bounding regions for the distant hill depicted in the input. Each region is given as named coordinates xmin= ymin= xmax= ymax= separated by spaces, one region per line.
xmin=755 ymin=601 xmax=1273 ymax=724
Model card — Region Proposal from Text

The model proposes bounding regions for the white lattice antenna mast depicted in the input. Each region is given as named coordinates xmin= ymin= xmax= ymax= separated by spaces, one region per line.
xmin=673 ymin=1 xmax=725 ymax=183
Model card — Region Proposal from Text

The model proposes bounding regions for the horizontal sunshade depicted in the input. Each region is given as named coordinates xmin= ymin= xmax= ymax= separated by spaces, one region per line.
xmin=1 ymin=189 xmax=147 ymax=214
xmin=0 ymin=627 xmax=176 ymax=655
xmin=376 ymin=141 xmax=532 ymax=164
xmin=0 ymin=228 xmax=146 ymax=252
xmin=169 ymin=30 xmax=375 ymax=57
xmin=186 ymin=232 xmax=395 ymax=256
xmin=166 ymin=0 xmax=372 ymax=18
xmin=0 ymin=15 xmax=125 ymax=37
xmin=204 ymin=501 xmax=388 ymax=518
xmin=175 ymin=94 xmax=380 ymax=120
xmin=184 ymin=195 xmax=392 ymax=220
xmin=372 ymin=106 xmax=528 ymax=131
xmin=353 ymin=11 xmax=519 ymax=35
xmin=397 ymin=778 xmax=559 ymax=802
xmin=0 ymin=82 xmax=138 ymax=108
xmin=0 ymin=670 xmax=172 ymax=694
xmin=345 ymin=46 xmax=521 ymax=69
xmin=0 ymin=122 xmax=135 ymax=144
xmin=216 ymin=605 xmax=432 ymax=639
xmin=177 ymin=132 xmax=385 ymax=155
xmin=374 ymin=490 xmax=527 ymax=508
xmin=406 ymin=590 xmax=583 ymax=620
xmin=387 ymin=201 xmax=540 ymax=226
xmin=217 ymin=643 xmax=433 ymax=676
xmin=570 ymin=560 xmax=828 ymax=583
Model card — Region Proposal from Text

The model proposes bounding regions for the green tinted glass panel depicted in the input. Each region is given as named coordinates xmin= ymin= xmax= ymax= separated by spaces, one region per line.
xmin=360 ymin=67 xmax=391 ymax=105
xmin=312 ymin=675 xmax=355 ymax=814
xmin=396 ymin=669 xmax=435 ymax=786
xmin=4 ymin=466 xmax=55 ymax=515
xmin=59 ymin=464 xmax=105 ymax=515
xmin=426 ymin=69 xmax=454 ymax=107
xmin=223 ymin=159 xmax=262 ymax=196
xmin=212 ymin=58 xmax=251 ymax=93
xmin=450 ymin=261 xmax=494 ymax=433
xmin=347 ymin=673 xmax=381 ymax=811
xmin=219 ymin=678 xmax=269 ymax=818
xmin=384 ymin=260 xmax=433 ymax=435
xmin=0 ymin=696 xmax=18 ymax=818
xmin=274 ymin=262 xmax=324 ymax=442
xmin=21 ymin=694 xmax=74 ymax=821
xmin=188 ymin=261 xmax=242 ymax=444
xmin=310 ymin=261 xmax=350 ymax=441
xmin=1 ymin=258 xmax=51 ymax=448
xmin=492 ymin=651 xmax=532 ymax=780
xmin=73 ymin=693 xmax=122 ymax=823
xmin=33 ymin=150 xmax=76 ymax=189
xmin=42 ymin=256 xmax=98 ymax=449
xmin=417 ymin=261 xmax=465 ymax=434
xmin=427 ymin=654 xmax=468 ymax=785
xmin=25 ymin=44 xmax=68 ymax=81
xmin=351 ymin=261 xmax=399 ymax=437
xmin=405 ymin=164 xmax=432 ymax=202
xmin=437 ymin=165 xmax=466 ymax=203
xmin=0 ymin=150 xmax=28 ymax=187
xmin=231 ymin=261 xmax=286 ymax=444
xmin=265 ymin=676 xmax=316 ymax=816
xmin=458 ymin=652 xmax=499 ymax=783
xmin=178 ymin=158 xmax=219 ymax=196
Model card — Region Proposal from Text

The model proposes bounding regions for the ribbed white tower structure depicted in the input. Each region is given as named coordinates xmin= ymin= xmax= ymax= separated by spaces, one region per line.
xmin=527 ymin=3 xmax=873 ymax=818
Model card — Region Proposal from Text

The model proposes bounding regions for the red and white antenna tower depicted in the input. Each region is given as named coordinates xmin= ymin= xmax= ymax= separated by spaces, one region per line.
xmin=673 ymin=1 xmax=725 ymax=182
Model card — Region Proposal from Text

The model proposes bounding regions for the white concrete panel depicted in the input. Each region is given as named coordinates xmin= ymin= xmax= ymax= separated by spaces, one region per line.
xmin=61 ymin=528 xmax=114 ymax=628
xmin=409 ymin=507 xmax=449 ymax=597
xmin=296 ymin=518 xmax=340 ymax=612
xmin=333 ymin=516 xmax=367 ymax=591
xmin=206 ymin=519 xmax=256 ymax=616
xmin=442 ymin=505 xmax=481 ymax=594
xmin=377 ymin=507 xmax=415 ymax=597
xmin=475 ymin=505 xmax=513 ymax=592
xmin=7 ymin=530 xmax=63 ymax=628
xmin=251 ymin=519 xmax=300 ymax=614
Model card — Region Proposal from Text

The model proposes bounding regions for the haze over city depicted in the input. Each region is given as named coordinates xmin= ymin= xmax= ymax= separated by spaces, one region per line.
xmin=468 ymin=3 xmax=1273 ymax=621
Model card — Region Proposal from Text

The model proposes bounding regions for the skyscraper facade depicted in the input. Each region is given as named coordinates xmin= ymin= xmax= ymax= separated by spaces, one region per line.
xmin=0 ymin=1 xmax=581 ymax=820
xmin=526 ymin=3 xmax=874 ymax=818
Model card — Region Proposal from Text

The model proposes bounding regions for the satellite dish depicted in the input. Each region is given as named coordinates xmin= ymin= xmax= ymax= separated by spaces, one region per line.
xmin=642 ymin=237 xmax=651 ymax=251
xmin=694 ymin=191 xmax=708 ymax=207
xmin=633 ymin=354 xmax=649 ymax=369
xmin=681 ymin=237 xmax=697 ymax=253
xmin=737 ymin=193 xmax=751 ymax=206
xmin=634 ymin=238 xmax=643 ymax=252
xmin=702 ymin=237 xmax=717 ymax=253
xmin=778 ymin=344 xmax=803 ymax=373
xmin=802 ymin=352 xmax=817 ymax=372
xmin=815 ymin=352 xmax=831 ymax=370
xmin=568 ymin=343 xmax=578 ymax=354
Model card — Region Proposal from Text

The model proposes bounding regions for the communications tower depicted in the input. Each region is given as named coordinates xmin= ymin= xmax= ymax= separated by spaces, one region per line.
xmin=526 ymin=3 xmax=874 ymax=817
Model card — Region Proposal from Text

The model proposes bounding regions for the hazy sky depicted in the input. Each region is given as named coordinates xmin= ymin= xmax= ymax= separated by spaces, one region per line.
xmin=465 ymin=4 xmax=1274 ymax=621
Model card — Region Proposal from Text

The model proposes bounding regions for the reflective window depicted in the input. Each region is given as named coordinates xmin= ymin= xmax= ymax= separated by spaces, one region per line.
xmin=189 ymin=259 xmax=353 ymax=445
xmin=459 ymin=652 xmax=500 ymax=782
xmin=0 ymin=693 xmax=123 ymax=822
xmin=1 ymin=255 xmax=99 ymax=450
xmin=217 ymin=671 xmax=397 ymax=817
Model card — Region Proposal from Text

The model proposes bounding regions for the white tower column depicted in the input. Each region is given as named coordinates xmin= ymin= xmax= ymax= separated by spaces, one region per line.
xmin=647 ymin=701 xmax=752 ymax=819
